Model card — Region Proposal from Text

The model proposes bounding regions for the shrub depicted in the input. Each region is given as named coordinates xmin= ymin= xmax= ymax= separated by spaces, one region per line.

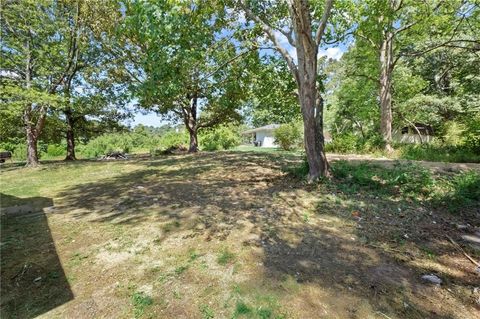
xmin=325 ymin=133 xmax=358 ymax=153
xmin=274 ymin=122 xmax=302 ymax=151
xmin=43 ymin=144 xmax=65 ymax=158
xmin=149 ymin=130 xmax=189 ymax=155
xmin=436 ymin=171 xmax=480 ymax=211
xmin=398 ymin=144 xmax=480 ymax=163
xmin=200 ymin=125 xmax=240 ymax=151
xmin=81 ymin=133 xmax=135 ymax=158
xmin=463 ymin=113 xmax=480 ymax=153
xmin=11 ymin=143 xmax=27 ymax=161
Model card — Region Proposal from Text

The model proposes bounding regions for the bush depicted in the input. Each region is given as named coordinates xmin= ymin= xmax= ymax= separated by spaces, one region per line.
xmin=274 ymin=122 xmax=302 ymax=151
xmin=325 ymin=133 xmax=358 ymax=153
xmin=463 ymin=113 xmax=480 ymax=153
xmin=149 ymin=130 xmax=189 ymax=155
xmin=43 ymin=144 xmax=65 ymax=158
xmin=81 ymin=133 xmax=136 ymax=158
xmin=11 ymin=143 xmax=27 ymax=161
xmin=398 ymin=144 xmax=480 ymax=163
xmin=200 ymin=125 xmax=240 ymax=151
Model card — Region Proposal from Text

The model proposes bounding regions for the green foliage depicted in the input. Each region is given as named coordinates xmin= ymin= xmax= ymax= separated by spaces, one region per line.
xmin=273 ymin=123 xmax=302 ymax=151
xmin=398 ymin=144 xmax=480 ymax=163
xmin=332 ymin=161 xmax=435 ymax=199
xmin=441 ymin=171 xmax=480 ymax=210
xmin=131 ymin=291 xmax=153 ymax=318
xmin=44 ymin=144 xmax=66 ymax=158
xmin=235 ymin=301 xmax=253 ymax=315
xmin=325 ymin=133 xmax=358 ymax=153
xmin=463 ymin=113 xmax=480 ymax=153
xmin=217 ymin=248 xmax=236 ymax=266
xmin=199 ymin=304 xmax=215 ymax=319
xmin=149 ymin=131 xmax=189 ymax=155
xmin=81 ymin=133 xmax=134 ymax=158
xmin=200 ymin=125 xmax=241 ymax=151
xmin=326 ymin=132 xmax=384 ymax=154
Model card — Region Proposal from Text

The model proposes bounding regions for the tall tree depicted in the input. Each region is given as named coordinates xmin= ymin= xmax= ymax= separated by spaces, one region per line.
xmin=1 ymin=0 xmax=70 ymax=166
xmin=123 ymin=0 xmax=252 ymax=152
xmin=238 ymin=0 xmax=335 ymax=180
xmin=354 ymin=0 xmax=478 ymax=152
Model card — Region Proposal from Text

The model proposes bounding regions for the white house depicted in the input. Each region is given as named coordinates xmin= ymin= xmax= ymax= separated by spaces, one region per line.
xmin=242 ymin=124 xmax=280 ymax=147
xmin=393 ymin=123 xmax=434 ymax=144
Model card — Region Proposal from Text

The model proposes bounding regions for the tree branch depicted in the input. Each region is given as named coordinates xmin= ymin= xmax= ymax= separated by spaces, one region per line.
xmin=239 ymin=0 xmax=298 ymax=79
xmin=315 ymin=0 xmax=334 ymax=46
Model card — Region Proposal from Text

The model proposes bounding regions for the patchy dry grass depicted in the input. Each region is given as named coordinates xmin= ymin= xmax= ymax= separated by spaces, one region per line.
xmin=1 ymin=152 xmax=479 ymax=318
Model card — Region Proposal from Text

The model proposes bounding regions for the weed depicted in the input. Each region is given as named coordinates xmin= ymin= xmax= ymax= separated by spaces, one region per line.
xmin=199 ymin=304 xmax=215 ymax=319
xmin=189 ymin=249 xmax=199 ymax=261
xmin=302 ymin=213 xmax=310 ymax=223
xmin=257 ymin=307 xmax=273 ymax=319
xmin=217 ymin=248 xmax=236 ymax=266
xmin=174 ymin=264 xmax=189 ymax=275
xmin=235 ymin=301 xmax=252 ymax=315
xmin=131 ymin=291 xmax=153 ymax=318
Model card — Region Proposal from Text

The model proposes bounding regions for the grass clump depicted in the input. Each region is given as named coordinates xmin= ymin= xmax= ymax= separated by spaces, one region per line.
xmin=131 ymin=291 xmax=153 ymax=318
xmin=217 ymin=248 xmax=236 ymax=266
xmin=331 ymin=161 xmax=435 ymax=198
xmin=199 ymin=304 xmax=215 ymax=319
xmin=434 ymin=170 xmax=480 ymax=211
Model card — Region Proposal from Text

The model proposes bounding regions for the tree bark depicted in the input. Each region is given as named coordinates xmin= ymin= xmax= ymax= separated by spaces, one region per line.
xmin=25 ymin=113 xmax=40 ymax=167
xmin=379 ymin=29 xmax=394 ymax=153
xmin=185 ymin=95 xmax=198 ymax=153
xmin=24 ymin=39 xmax=40 ymax=167
xmin=188 ymin=127 xmax=198 ymax=152
xmin=65 ymin=108 xmax=76 ymax=160
xmin=289 ymin=0 xmax=330 ymax=180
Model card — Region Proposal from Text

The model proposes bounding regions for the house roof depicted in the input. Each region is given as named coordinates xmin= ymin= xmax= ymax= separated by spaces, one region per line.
xmin=242 ymin=124 xmax=280 ymax=134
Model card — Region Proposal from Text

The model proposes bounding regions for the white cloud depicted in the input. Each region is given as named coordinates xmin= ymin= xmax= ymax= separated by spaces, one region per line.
xmin=318 ymin=47 xmax=343 ymax=60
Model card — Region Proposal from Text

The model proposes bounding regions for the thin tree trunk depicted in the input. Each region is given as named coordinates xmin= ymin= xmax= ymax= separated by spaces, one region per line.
xmin=65 ymin=108 xmax=76 ymax=160
xmin=379 ymin=31 xmax=394 ymax=153
xmin=24 ymin=39 xmax=40 ymax=167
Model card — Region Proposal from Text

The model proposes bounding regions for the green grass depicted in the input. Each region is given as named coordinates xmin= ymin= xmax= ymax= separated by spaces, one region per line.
xmin=199 ymin=304 xmax=215 ymax=319
xmin=131 ymin=291 xmax=153 ymax=318
xmin=397 ymin=144 xmax=480 ymax=163
xmin=217 ymin=248 xmax=236 ymax=266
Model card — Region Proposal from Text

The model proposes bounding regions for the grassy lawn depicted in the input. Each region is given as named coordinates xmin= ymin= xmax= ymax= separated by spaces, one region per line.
xmin=1 ymin=152 xmax=479 ymax=318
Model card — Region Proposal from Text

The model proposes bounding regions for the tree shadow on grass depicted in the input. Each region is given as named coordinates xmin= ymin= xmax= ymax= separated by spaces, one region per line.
xmin=0 ymin=194 xmax=73 ymax=319
xmin=51 ymin=153 xmax=478 ymax=318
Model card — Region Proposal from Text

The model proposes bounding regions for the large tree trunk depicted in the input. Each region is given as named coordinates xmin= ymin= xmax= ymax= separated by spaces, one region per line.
xmin=188 ymin=127 xmax=198 ymax=152
xmin=290 ymin=1 xmax=330 ymax=181
xmin=298 ymin=72 xmax=330 ymax=181
xmin=185 ymin=95 xmax=198 ymax=153
xmin=65 ymin=108 xmax=76 ymax=160
xmin=25 ymin=118 xmax=40 ymax=167
xmin=379 ymin=17 xmax=394 ymax=153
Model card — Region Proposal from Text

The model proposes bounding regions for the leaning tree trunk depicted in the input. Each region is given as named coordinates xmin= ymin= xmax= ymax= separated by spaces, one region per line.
xmin=379 ymin=28 xmax=394 ymax=153
xmin=65 ymin=108 xmax=76 ymax=160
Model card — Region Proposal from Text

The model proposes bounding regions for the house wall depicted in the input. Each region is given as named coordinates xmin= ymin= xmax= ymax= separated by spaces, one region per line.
xmin=255 ymin=130 xmax=277 ymax=147
xmin=393 ymin=132 xmax=433 ymax=144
